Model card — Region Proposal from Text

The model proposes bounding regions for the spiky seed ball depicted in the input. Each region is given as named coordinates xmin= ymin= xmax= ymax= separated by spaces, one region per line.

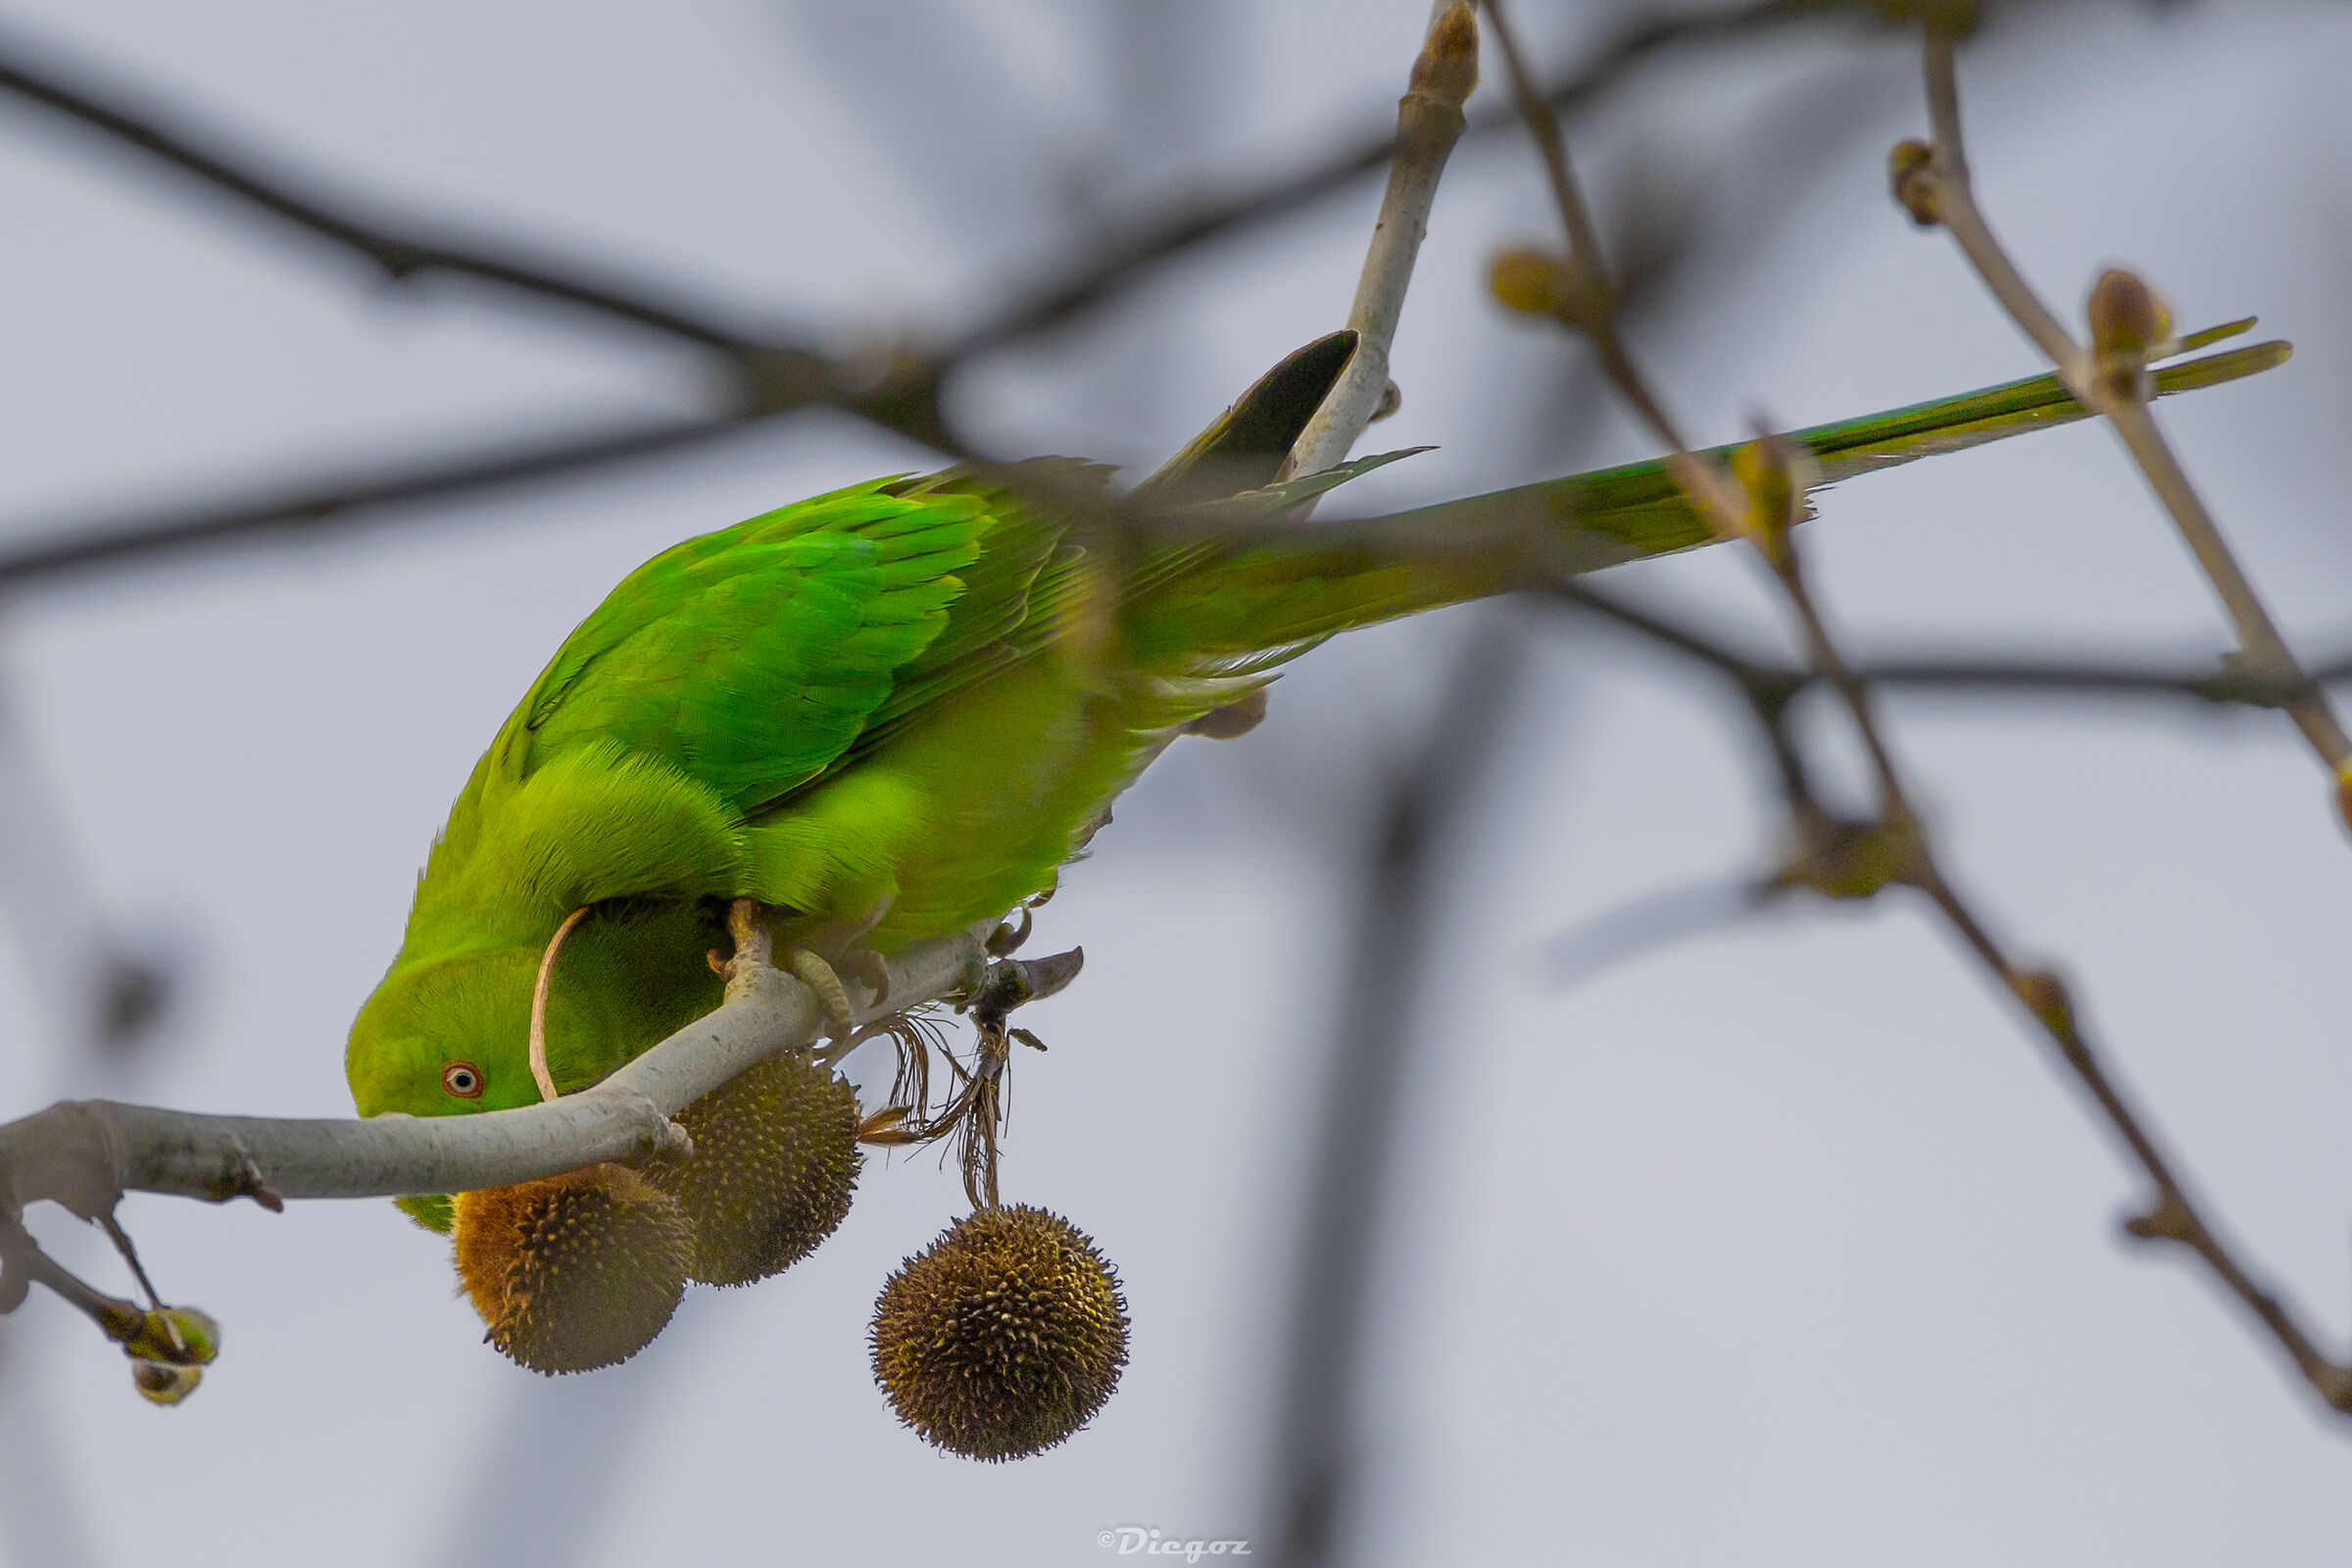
xmin=639 ymin=1054 xmax=862 ymax=1287
xmin=870 ymin=1204 xmax=1129 ymax=1461
xmin=453 ymin=1163 xmax=692 ymax=1374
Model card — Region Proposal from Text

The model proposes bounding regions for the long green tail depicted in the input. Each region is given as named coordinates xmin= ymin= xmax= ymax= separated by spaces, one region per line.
xmin=1127 ymin=321 xmax=2289 ymax=666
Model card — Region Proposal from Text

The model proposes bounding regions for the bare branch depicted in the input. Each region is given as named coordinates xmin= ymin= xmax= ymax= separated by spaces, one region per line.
xmin=1283 ymin=3 xmax=1478 ymax=480
xmin=0 ymin=0 xmax=1921 ymax=593
xmin=0 ymin=412 xmax=769 ymax=591
xmin=0 ymin=922 xmax=998 ymax=1230
xmin=0 ymin=22 xmax=788 ymax=359
xmin=1493 ymin=0 xmax=2352 ymax=1425
xmin=946 ymin=0 xmax=1851 ymax=364
xmin=1906 ymin=21 xmax=2352 ymax=777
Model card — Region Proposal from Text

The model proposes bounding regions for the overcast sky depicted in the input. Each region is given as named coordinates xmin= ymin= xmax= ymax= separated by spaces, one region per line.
xmin=1 ymin=3 xmax=2350 ymax=1565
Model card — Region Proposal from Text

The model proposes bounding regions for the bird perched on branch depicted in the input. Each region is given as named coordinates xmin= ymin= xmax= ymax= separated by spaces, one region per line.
xmin=346 ymin=323 xmax=2284 ymax=1152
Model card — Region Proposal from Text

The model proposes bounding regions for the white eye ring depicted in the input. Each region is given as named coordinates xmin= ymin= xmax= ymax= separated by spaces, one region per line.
xmin=441 ymin=1061 xmax=483 ymax=1100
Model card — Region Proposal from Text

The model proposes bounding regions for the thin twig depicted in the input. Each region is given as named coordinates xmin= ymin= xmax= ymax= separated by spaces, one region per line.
xmin=0 ymin=412 xmax=768 ymax=592
xmin=1910 ymin=23 xmax=2352 ymax=776
xmin=941 ymin=0 xmax=1851 ymax=367
xmin=0 ymin=25 xmax=786 ymax=359
xmin=1494 ymin=0 xmax=2352 ymax=1422
xmin=1543 ymin=576 xmax=2352 ymax=708
xmin=0 ymin=1 xmax=1860 ymax=591
xmin=1282 ymin=4 xmax=1479 ymax=480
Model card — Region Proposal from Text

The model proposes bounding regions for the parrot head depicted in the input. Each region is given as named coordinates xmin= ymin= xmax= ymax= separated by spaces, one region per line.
xmin=346 ymin=948 xmax=544 ymax=1119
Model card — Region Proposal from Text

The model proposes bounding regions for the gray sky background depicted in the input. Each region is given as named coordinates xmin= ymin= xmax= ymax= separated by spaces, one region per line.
xmin=1 ymin=2 xmax=2349 ymax=1565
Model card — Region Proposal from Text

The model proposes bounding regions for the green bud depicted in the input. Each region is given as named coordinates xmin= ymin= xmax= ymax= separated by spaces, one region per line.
xmin=1887 ymin=139 xmax=1940 ymax=227
xmin=1792 ymin=814 xmax=1919 ymax=902
xmin=2015 ymin=969 xmax=2075 ymax=1037
xmin=1408 ymin=3 xmax=1480 ymax=110
xmin=2085 ymin=268 xmax=2177 ymax=402
xmin=1490 ymin=249 xmax=1567 ymax=317
xmin=130 ymin=1358 xmax=202 ymax=1406
xmin=1729 ymin=432 xmax=1812 ymax=569
xmin=1488 ymin=249 xmax=1607 ymax=331
xmin=121 ymin=1305 xmax=220 ymax=1367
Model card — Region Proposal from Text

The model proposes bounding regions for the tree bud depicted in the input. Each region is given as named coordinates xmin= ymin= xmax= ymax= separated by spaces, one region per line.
xmin=2086 ymin=268 xmax=2177 ymax=401
xmin=121 ymin=1305 xmax=220 ymax=1367
xmin=1409 ymin=3 xmax=1480 ymax=110
xmin=130 ymin=1358 xmax=202 ymax=1406
xmin=2015 ymin=968 xmax=2075 ymax=1037
xmin=1887 ymin=139 xmax=1940 ymax=227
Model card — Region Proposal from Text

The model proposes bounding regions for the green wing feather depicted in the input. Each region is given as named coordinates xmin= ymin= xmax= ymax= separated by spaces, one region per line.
xmin=515 ymin=480 xmax=988 ymax=808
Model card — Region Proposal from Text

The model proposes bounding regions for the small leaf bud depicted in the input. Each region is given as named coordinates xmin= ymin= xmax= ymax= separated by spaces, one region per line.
xmin=130 ymin=1358 xmax=202 ymax=1406
xmin=121 ymin=1305 xmax=220 ymax=1367
xmin=1789 ymin=812 xmax=1919 ymax=901
xmin=1488 ymin=249 xmax=1607 ymax=332
xmin=1887 ymin=139 xmax=1940 ymax=226
xmin=1490 ymin=248 xmax=1567 ymax=317
xmin=1408 ymin=3 xmax=1480 ymax=110
xmin=2015 ymin=968 xmax=2075 ymax=1037
xmin=1729 ymin=431 xmax=1813 ymax=569
xmin=2086 ymin=268 xmax=2178 ymax=401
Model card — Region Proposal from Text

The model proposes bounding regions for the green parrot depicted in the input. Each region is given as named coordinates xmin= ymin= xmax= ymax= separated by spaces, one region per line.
xmin=347 ymin=321 xmax=2285 ymax=1229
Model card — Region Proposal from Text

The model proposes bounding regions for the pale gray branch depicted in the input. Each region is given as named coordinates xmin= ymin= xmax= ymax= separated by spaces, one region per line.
xmin=1915 ymin=24 xmax=2352 ymax=774
xmin=0 ymin=924 xmax=1024 ymax=1234
xmin=1282 ymin=4 xmax=1477 ymax=483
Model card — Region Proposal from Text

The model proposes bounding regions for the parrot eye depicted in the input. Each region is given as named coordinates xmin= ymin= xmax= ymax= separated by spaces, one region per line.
xmin=441 ymin=1061 xmax=484 ymax=1100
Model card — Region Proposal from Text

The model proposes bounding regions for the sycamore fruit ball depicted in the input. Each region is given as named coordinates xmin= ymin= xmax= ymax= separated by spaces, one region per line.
xmin=453 ymin=1163 xmax=692 ymax=1374
xmin=870 ymin=1204 xmax=1129 ymax=1460
xmin=640 ymin=1053 xmax=862 ymax=1287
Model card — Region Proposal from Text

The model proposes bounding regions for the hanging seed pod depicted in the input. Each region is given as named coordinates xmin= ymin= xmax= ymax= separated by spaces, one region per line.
xmin=453 ymin=1163 xmax=692 ymax=1374
xmin=639 ymin=1054 xmax=862 ymax=1287
xmin=870 ymin=1204 xmax=1129 ymax=1461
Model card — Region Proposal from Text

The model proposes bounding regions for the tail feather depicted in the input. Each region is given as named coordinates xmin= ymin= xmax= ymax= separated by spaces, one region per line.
xmin=1127 ymin=326 xmax=2290 ymax=666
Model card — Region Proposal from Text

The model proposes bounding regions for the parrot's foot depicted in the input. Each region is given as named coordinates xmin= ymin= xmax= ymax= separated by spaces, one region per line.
xmin=778 ymin=900 xmax=896 ymax=1047
xmin=986 ymin=906 xmax=1032 ymax=956
xmin=785 ymin=948 xmax=858 ymax=1045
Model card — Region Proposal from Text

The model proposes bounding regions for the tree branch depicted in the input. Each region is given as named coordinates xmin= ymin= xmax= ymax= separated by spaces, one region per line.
xmin=944 ymin=0 xmax=1854 ymax=365
xmin=0 ymin=412 xmax=769 ymax=591
xmin=0 ymin=1 xmax=1864 ymax=593
xmin=1494 ymin=0 xmax=2352 ymax=1425
xmin=0 ymin=22 xmax=788 ymax=359
xmin=1281 ymin=3 xmax=1477 ymax=481
xmin=1544 ymin=576 xmax=2352 ymax=709
xmin=1902 ymin=19 xmax=2352 ymax=780
xmin=0 ymin=920 xmax=1069 ymax=1232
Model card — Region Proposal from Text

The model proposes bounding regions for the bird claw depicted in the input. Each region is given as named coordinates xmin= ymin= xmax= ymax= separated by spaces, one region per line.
xmin=844 ymin=947 xmax=891 ymax=1008
xmin=783 ymin=948 xmax=859 ymax=1045
xmin=987 ymin=906 xmax=1033 ymax=956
